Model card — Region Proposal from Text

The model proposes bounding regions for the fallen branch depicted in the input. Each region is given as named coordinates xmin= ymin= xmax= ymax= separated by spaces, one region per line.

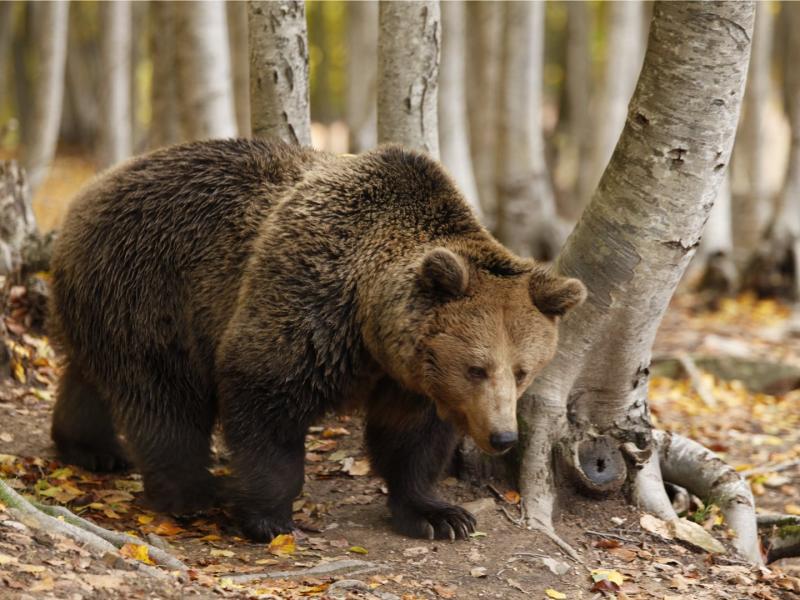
xmin=0 ymin=477 xmax=186 ymax=573
xmin=757 ymin=514 xmax=800 ymax=528
xmin=760 ymin=517 xmax=800 ymax=563
xmin=225 ymin=558 xmax=377 ymax=584
xmin=653 ymin=430 xmax=761 ymax=564
xmin=740 ymin=458 xmax=800 ymax=478
xmin=676 ymin=353 xmax=717 ymax=409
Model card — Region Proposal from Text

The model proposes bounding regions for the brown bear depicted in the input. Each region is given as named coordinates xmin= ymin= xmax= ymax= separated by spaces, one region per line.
xmin=49 ymin=139 xmax=586 ymax=542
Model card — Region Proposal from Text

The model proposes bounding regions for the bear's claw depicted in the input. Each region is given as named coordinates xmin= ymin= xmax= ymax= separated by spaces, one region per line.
xmin=391 ymin=502 xmax=477 ymax=541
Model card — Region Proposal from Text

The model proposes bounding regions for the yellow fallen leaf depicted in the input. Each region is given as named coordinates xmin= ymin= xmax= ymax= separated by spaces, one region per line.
xmin=198 ymin=534 xmax=221 ymax=542
xmin=268 ymin=533 xmax=296 ymax=556
xmin=591 ymin=568 xmax=625 ymax=586
xmin=503 ymin=490 xmax=521 ymax=504
xmin=12 ymin=361 xmax=25 ymax=383
xmin=545 ymin=589 xmax=566 ymax=599
xmin=137 ymin=514 xmax=154 ymax=525
xmin=349 ymin=545 xmax=368 ymax=554
xmin=786 ymin=504 xmax=800 ymax=516
xmin=153 ymin=520 xmax=184 ymax=536
xmin=119 ymin=543 xmax=153 ymax=565
xmin=210 ymin=549 xmax=235 ymax=557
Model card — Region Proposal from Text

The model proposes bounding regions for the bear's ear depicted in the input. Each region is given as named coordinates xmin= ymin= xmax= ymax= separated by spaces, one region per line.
xmin=418 ymin=248 xmax=469 ymax=298
xmin=529 ymin=268 xmax=587 ymax=317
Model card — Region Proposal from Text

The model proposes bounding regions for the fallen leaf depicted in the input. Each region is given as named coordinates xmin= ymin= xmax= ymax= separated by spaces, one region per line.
xmin=669 ymin=518 xmax=726 ymax=554
xmin=786 ymin=504 xmax=800 ymax=516
xmin=119 ymin=543 xmax=154 ymax=565
xmin=137 ymin=514 xmax=154 ymax=525
xmin=545 ymin=589 xmax=566 ymax=599
xmin=433 ymin=583 xmax=457 ymax=598
xmin=349 ymin=545 xmax=368 ymax=554
xmin=268 ymin=533 xmax=296 ymax=556
xmin=341 ymin=457 xmax=371 ymax=477
xmin=210 ymin=549 xmax=235 ymax=557
xmin=541 ymin=556 xmax=570 ymax=575
xmin=321 ymin=427 xmax=350 ymax=438
xmin=470 ymin=567 xmax=487 ymax=578
xmin=591 ymin=568 xmax=624 ymax=586
xmin=503 ymin=490 xmax=521 ymax=504
xmin=640 ymin=513 xmax=673 ymax=540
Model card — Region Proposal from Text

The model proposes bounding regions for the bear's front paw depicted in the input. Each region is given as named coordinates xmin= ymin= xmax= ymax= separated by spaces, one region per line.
xmin=144 ymin=471 xmax=217 ymax=516
xmin=238 ymin=513 xmax=296 ymax=543
xmin=391 ymin=502 xmax=477 ymax=540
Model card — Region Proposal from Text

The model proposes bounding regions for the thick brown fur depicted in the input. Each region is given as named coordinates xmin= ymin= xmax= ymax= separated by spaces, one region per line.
xmin=49 ymin=139 xmax=586 ymax=542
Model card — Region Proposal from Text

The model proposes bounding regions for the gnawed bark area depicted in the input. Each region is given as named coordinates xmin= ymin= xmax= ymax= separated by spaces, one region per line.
xmin=518 ymin=1 xmax=761 ymax=563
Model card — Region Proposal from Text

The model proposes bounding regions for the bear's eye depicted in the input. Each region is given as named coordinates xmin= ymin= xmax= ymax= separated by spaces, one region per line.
xmin=514 ymin=369 xmax=528 ymax=385
xmin=467 ymin=366 xmax=489 ymax=381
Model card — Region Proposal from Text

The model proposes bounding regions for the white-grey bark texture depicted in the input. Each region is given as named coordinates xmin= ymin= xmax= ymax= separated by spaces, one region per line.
xmin=494 ymin=1 xmax=563 ymax=260
xmin=696 ymin=171 xmax=738 ymax=293
xmin=586 ymin=0 xmax=645 ymax=204
xmin=518 ymin=1 xmax=759 ymax=563
xmin=149 ymin=1 xmax=180 ymax=148
xmin=465 ymin=0 xmax=501 ymax=227
xmin=98 ymin=1 xmax=132 ymax=168
xmin=0 ymin=161 xmax=37 ymax=276
xmin=175 ymin=0 xmax=237 ymax=140
xmin=227 ymin=0 xmax=251 ymax=137
xmin=20 ymin=0 xmax=68 ymax=194
xmin=732 ymin=2 xmax=774 ymax=269
xmin=438 ymin=0 xmax=481 ymax=219
xmin=248 ymin=0 xmax=311 ymax=146
xmin=377 ymin=0 xmax=440 ymax=157
xmin=345 ymin=0 xmax=377 ymax=153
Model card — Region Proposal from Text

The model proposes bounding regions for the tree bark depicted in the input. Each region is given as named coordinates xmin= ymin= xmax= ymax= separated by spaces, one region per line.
xmin=377 ymin=0 xmax=440 ymax=157
xmin=438 ymin=0 xmax=481 ymax=219
xmin=20 ymin=0 xmax=69 ymax=194
xmin=518 ymin=1 xmax=758 ymax=563
xmin=494 ymin=1 xmax=563 ymax=260
xmin=732 ymin=2 xmax=774 ymax=270
xmin=248 ymin=0 xmax=311 ymax=146
xmin=696 ymin=171 xmax=738 ymax=294
xmin=175 ymin=0 xmax=237 ymax=140
xmin=149 ymin=1 xmax=180 ymax=148
xmin=227 ymin=0 xmax=251 ymax=137
xmin=465 ymin=1 xmax=501 ymax=227
xmin=61 ymin=4 xmax=99 ymax=150
xmin=345 ymin=0 xmax=377 ymax=153
xmin=98 ymin=1 xmax=132 ymax=168
xmin=0 ymin=161 xmax=37 ymax=276
xmin=586 ymin=0 xmax=644 ymax=204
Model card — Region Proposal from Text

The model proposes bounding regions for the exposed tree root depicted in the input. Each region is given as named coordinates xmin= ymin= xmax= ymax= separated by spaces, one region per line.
xmin=0 ymin=477 xmax=187 ymax=573
xmin=225 ymin=559 xmax=378 ymax=584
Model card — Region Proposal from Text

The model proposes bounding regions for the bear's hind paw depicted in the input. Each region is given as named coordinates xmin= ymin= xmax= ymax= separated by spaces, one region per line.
xmin=239 ymin=514 xmax=296 ymax=543
xmin=392 ymin=503 xmax=476 ymax=541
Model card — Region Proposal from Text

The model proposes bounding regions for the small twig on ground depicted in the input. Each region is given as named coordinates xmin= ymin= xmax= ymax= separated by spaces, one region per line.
xmin=526 ymin=516 xmax=582 ymax=563
xmin=224 ymin=559 xmax=377 ymax=584
xmin=676 ymin=352 xmax=717 ymax=408
xmin=756 ymin=514 xmax=800 ymax=528
xmin=499 ymin=504 xmax=524 ymax=527
xmin=740 ymin=459 xmax=800 ymax=478
xmin=585 ymin=530 xmax=639 ymax=544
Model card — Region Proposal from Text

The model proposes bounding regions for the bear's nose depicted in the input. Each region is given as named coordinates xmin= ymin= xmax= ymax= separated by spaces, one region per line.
xmin=489 ymin=431 xmax=518 ymax=452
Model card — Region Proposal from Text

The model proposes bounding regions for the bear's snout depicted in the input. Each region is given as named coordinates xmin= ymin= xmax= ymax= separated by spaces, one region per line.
xmin=489 ymin=430 xmax=518 ymax=453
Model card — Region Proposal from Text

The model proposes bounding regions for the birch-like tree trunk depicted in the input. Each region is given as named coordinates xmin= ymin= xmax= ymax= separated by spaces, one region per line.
xmin=732 ymin=3 xmax=774 ymax=269
xmin=20 ymin=0 xmax=69 ymax=194
xmin=98 ymin=1 xmax=132 ymax=168
xmin=696 ymin=172 xmax=737 ymax=294
xmin=494 ymin=1 xmax=562 ymax=259
xmin=248 ymin=0 xmax=311 ymax=146
xmin=438 ymin=0 xmax=480 ymax=218
xmin=518 ymin=1 xmax=759 ymax=563
xmin=345 ymin=0 xmax=377 ymax=153
xmin=0 ymin=3 xmax=13 ymax=121
xmin=149 ymin=2 xmax=180 ymax=148
xmin=175 ymin=0 xmax=237 ymax=140
xmin=586 ymin=0 xmax=644 ymax=203
xmin=227 ymin=0 xmax=251 ymax=137
xmin=465 ymin=1 xmax=501 ymax=227
xmin=377 ymin=0 xmax=440 ymax=157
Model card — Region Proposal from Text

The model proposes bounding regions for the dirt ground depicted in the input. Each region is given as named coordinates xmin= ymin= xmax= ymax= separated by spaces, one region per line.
xmin=1 ymin=285 xmax=799 ymax=599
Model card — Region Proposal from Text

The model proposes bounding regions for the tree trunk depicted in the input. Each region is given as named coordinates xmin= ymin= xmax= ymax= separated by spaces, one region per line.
xmin=98 ymin=1 xmax=132 ymax=168
xmin=741 ymin=2 xmax=800 ymax=299
xmin=464 ymin=1 xmax=501 ymax=227
xmin=130 ymin=0 xmax=149 ymax=152
xmin=493 ymin=1 xmax=563 ymax=260
xmin=20 ymin=0 xmax=69 ymax=194
xmin=175 ymin=0 xmax=237 ymax=140
xmin=377 ymin=0 xmax=440 ymax=157
xmin=696 ymin=171 xmax=738 ymax=295
xmin=61 ymin=6 xmax=100 ymax=150
xmin=518 ymin=1 xmax=759 ymax=563
xmin=0 ymin=3 xmax=14 ymax=123
xmin=248 ymin=0 xmax=311 ymax=146
xmin=586 ymin=0 xmax=644 ymax=203
xmin=438 ymin=0 xmax=481 ymax=219
xmin=345 ymin=0 xmax=377 ymax=153
xmin=732 ymin=2 xmax=774 ymax=270
xmin=227 ymin=0 xmax=251 ymax=137
xmin=149 ymin=1 xmax=180 ymax=148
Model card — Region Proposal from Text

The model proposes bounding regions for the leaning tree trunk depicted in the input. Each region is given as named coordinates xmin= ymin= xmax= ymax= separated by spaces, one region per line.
xmin=377 ymin=1 xmax=440 ymax=156
xmin=175 ymin=0 xmax=237 ymax=140
xmin=741 ymin=1 xmax=800 ymax=299
xmin=438 ymin=0 xmax=481 ymax=219
xmin=345 ymin=0 xmax=377 ymax=153
xmin=149 ymin=1 xmax=180 ymax=148
xmin=227 ymin=0 xmax=251 ymax=137
xmin=248 ymin=0 xmax=311 ymax=146
xmin=494 ymin=1 xmax=563 ymax=260
xmin=732 ymin=2 xmax=774 ymax=271
xmin=586 ymin=0 xmax=644 ymax=205
xmin=464 ymin=1 xmax=501 ymax=228
xmin=20 ymin=0 xmax=68 ymax=195
xmin=98 ymin=1 xmax=132 ymax=168
xmin=519 ymin=1 xmax=759 ymax=564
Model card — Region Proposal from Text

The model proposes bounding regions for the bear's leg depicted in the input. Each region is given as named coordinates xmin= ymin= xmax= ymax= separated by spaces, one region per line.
xmin=117 ymin=379 xmax=218 ymax=515
xmin=365 ymin=383 xmax=477 ymax=540
xmin=51 ymin=363 xmax=130 ymax=472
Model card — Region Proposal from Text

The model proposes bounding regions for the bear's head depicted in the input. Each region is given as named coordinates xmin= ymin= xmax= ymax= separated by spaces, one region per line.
xmin=407 ymin=246 xmax=586 ymax=455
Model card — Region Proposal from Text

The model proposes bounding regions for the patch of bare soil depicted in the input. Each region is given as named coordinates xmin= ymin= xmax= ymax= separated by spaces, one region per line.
xmin=0 ymin=287 xmax=799 ymax=598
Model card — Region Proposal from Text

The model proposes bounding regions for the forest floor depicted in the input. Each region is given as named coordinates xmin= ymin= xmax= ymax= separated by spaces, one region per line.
xmin=0 ymin=283 xmax=799 ymax=600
